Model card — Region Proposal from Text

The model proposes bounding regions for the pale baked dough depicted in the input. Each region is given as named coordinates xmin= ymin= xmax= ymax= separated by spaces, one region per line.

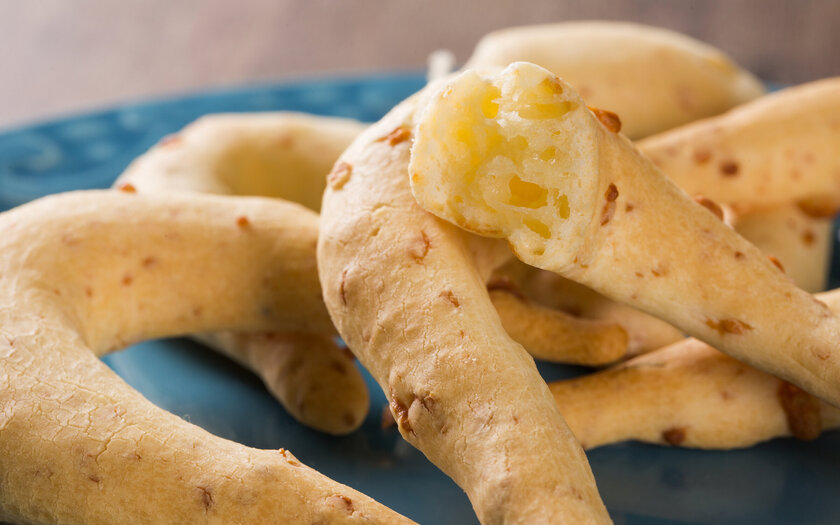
xmin=119 ymin=112 xmax=626 ymax=385
xmin=410 ymin=62 xmax=840 ymax=406
xmin=494 ymin=258 xmax=684 ymax=357
xmin=116 ymin=113 xmax=370 ymax=434
xmin=466 ymin=21 xmax=765 ymax=138
xmin=552 ymin=287 xmax=840 ymax=449
xmin=0 ymin=191 xmax=414 ymax=525
xmin=639 ymin=77 xmax=840 ymax=213
xmin=489 ymin=286 xmax=627 ymax=365
xmin=729 ymin=203 xmax=833 ymax=293
xmin=318 ymin=86 xmax=612 ymax=524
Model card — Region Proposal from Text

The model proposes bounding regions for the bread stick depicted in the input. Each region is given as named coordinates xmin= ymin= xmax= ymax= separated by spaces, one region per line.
xmin=319 ymin=86 xmax=612 ymax=524
xmin=410 ymin=62 xmax=840 ymax=406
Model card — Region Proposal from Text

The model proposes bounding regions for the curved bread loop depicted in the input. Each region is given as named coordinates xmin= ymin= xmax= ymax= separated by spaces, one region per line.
xmin=409 ymin=62 xmax=840 ymax=407
xmin=193 ymin=332 xmax=368 ymax=434
xmin=489 ymin=287 xmax=627 ymax=365
xmin=318 ymin=90 xmax=612 ymax=523
xmin=121 ymin=113 xmax=627 ymax=392
xmin=551 ymin=284 xmax=840 ymax=449
xmin=0 ymin=191 xmax=414 ymax=525
xmin=465 ymin=21 xmax=764 ymax=139
xmin=494 ymin=259 xmax=684 ymax=357
xmin=119 ymin=112 xmax=365 ymax=212
xmin=116 ymin=113 xmax=370 ymax=435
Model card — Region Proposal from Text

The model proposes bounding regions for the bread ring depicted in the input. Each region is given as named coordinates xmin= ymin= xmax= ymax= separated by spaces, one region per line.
xmin=116 ymin=112 xmax=371 ymax=435
xmin=409 ymin=62 xmax=840 ymax=406
xmin=318 ymin=83 xmax=612 ymax=524
xmin=551 ymin=286 xmax=840 ymax=449
xmin=119 ymin=112 xmax=365 ymax=211
xmin=0 ymin=190 xmax=414 ymax=524
xmin=465 ymin=21 xmax=765 ymax=139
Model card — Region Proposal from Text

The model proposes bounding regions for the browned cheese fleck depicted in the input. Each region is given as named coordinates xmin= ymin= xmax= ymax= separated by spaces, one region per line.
xmin=692 ymin=148 xmax=712 ymax=165
xmin=377 ymin=126 xmax=413 ymax=146
xmin=419 ymin=394 xmax=437 ymax=412
xmin=661 ymin=427 xmax=687 ymax=446
xmin=278 ymin=448 xmax=301 ymax=466
xmin=719 ymin=160 xmax=740 ymax=177
xmin=768 ymin=256 xmax=786 ymax=273
xmin=116 ymin=182 xmax=137 ymax=193
xmin=339 ymin=269 xmax=349 ymax=306
xmin=802 ymin=230 xmax=816 ymax=246
xmin=777 ymin=382 xmax=822 ymax=440
xmin=797 ymin=197 xmax=840 ymax=219
xmin=197 ymin=486 xmax=214 ymax=510
xmin=705 ymin=318 xmax=753 ymax=335
xmin=600 ymin=183 xmax=619 ymax=226
xmin=326 ymin=494 xmax=355 ymax=514
xmin=409 ymin=230 xmax=431 ymax=263
xmin=693 ymin=195 xmax=724 ymax=221
xmin=389 ymin=394 xmax=415 ymax=436
xmin=439 ymin=289 xmax=460 ymax=307
xmin=327 ymin=161 xmax=353 ymax=190
xmin=588 ymin=107 xmax=622 ymax=134
xmin=235 ymin=216 xmax=250 ymax=228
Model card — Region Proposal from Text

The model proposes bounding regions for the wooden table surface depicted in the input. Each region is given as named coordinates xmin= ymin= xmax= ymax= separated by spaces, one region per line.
xmin=1 ymin=0 xmax=838 ymax=129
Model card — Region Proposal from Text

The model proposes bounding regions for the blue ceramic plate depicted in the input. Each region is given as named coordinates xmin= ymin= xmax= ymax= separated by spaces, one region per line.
xmin=1 ymin=74 xmax=838 ymax=525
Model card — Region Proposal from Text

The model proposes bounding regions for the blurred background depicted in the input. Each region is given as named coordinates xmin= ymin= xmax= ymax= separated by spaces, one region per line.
xmin=1 ymin=0 xmax=839 ymax=129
